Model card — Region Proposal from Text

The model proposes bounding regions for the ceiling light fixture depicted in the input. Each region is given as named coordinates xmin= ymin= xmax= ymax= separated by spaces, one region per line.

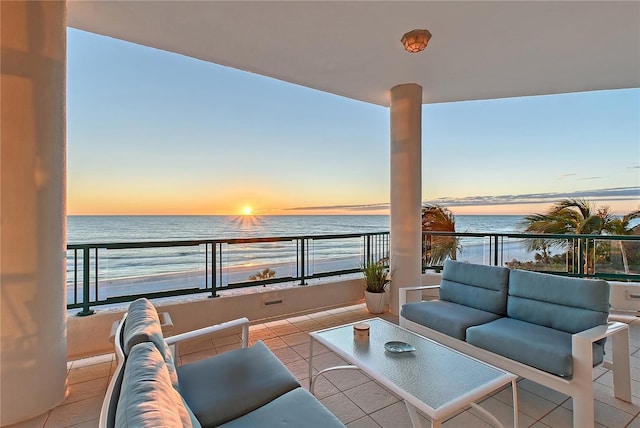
xmin=401 ymin=29 xmax=432 ymax=53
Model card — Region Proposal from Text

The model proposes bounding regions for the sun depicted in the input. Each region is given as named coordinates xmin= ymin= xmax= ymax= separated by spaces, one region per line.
xmin=242 ymin=206 xmax=253 ymax=216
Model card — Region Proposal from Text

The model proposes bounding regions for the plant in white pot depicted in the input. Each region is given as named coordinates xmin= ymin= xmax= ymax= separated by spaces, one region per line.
xmin=362 ymin=260 xmax=390 ymax=314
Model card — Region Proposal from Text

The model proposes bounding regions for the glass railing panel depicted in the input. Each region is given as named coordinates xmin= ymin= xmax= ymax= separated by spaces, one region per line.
xmin=98 ymin=245 xmax=205 ymax=299
xmin=592 ymin=238 xmax=640 ymax=276
xmin=503 ymin=236 xmax=575 ymax=273
xmin=307 ymin=236 xmax=364 ymax=276
xmin=221 ymin=240 xmax=297 ymax=288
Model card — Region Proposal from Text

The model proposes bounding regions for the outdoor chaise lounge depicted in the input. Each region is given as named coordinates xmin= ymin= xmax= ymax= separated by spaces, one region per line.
xmin=100 ymin=298 xmax=345 ymax=427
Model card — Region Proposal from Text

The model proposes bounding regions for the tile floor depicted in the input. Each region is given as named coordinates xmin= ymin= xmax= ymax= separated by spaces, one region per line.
xmin=8 ymin=304 xmax=640 ymax=428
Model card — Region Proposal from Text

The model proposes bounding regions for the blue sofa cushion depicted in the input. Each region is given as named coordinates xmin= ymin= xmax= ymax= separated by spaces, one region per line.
xmin=177 ymin=340 xmax=300 ymax=427
xmin=218 ymin=387 xmax=345 ymax=427
xmin=401 ymin=300 xmax=502 ymax=340
xmin=122 ymin=298 xmax=180 ymax=391
xmin=115 ymin=342 xmax=196 ymax=427
xmin=440 ymin=260 xmax=510 ymax=315
xmin=466 ymin=317 xmax=605 ymax=378
xmin=508 ymin=269 xmax=609 ymax=334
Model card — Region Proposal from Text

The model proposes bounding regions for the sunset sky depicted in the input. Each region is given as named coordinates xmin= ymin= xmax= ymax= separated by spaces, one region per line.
xmin=67 ymin=29 xmax=639 ymax=217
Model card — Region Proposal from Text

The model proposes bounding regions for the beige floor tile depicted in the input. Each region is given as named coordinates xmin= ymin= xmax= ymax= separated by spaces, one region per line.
xmin=285 ymin=358 xmax=316 ymax=382
xmin=443 ymin=410 xmax=492 ymax=427
xmin=264 ymin=318 xmax=291 ymax=328
xmin=493 ymin=387 xmax=558 ymax=420
xmin=179 ymin=347 xmax=217 ymax=364
xmin=324 ymin=367 xmax=371 ymax=391
xmin=176 ymin=337 xmax=214 ymax=355
xmin=529 ymin=422 xmax=552 ymax=428
xmin=280 ymin=331 xmax=311 ymax=347
xmin=369 ymin=401 xmax=417 ymax=428
xmin=536 ymin=404 xmax=581 ymax=428
xmin=326 ymin=307 xmax=352 ymax=315
xmin=267 ymin=323 xmax=302 ymax=337
xmin=4 ymin=413 xmax=48 ymax=428
xmin=272 ymin=346 xmax=304 ymax=364
xmin=63 ymin=377 xmax=109 ymax=405
xmin=561 ymin=397 xmax=636 ymax=427
xmin=287 ymin=314 xmax=312 ymax=323
xmin=591 ymin=381 xmax=640 ymax=415
xmin=627 ymin=414 xmax=640 ymax=428
xmin=471 ymin=396 xmax=536 ymax=428
xmin=320 ymin=392 xmax=367 ymax=425
xmin=290 ymin=318 xmax=326 ymax=332
xmin=346 ymin=415 xmax=382 ymax=428
xmin=43 ymin=396 xmax=103 ymax=428
xmin=306 ymin=375 xmax=341 ymax=400
xmin=343 ymin=381 xmax=399 ymax=415
xmin=295 ymin=340 xmax=330 ymax=359
xmin=592 ymin=399 xmax=636 ymax=427
xmin=310 ymin=351 xmax=348 ymax=370
xmin=517 ymin=379 xmax=570 ymax=405
xmin=262 ymin=336 xmax=290 ymax=351
xmin=211 ymin=334 xmax=241 ymax=347
xmin=67 ymin=419 xmax=100 ymax=428
xmin=596 ymin=372 xmax=640 ymax=399
xmin=67 ymin=362 xmax=111 ymax=385
xmin=215 ymin=342 xmax=242 ymax=354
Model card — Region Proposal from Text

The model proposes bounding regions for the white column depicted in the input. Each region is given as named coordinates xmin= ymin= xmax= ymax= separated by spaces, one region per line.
xmin=389 ymin=83 xmax=423 ymax=315
xmin=1 ymin=1 xmax=68 ymax=424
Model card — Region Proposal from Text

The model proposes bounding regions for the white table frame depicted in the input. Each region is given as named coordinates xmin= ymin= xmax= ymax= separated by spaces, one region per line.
xmin=309 ymin=318 xmax=518 ymax=428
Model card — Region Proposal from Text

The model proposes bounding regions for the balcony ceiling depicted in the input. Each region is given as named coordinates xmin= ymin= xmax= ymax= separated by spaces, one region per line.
xmin=67 ymin=1 xmax=640 ymax=107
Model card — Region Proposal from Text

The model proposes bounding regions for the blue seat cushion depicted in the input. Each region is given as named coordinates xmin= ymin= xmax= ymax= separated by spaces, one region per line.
xmin=218 ymin=388 xmax=345 ymax=427
xmin=466 ymin=317 xmax=604 ymax=378
xmin=177 ymin=341 xmax=300 ymax=427
xmin=401 ymin=300 xmax=502 ymax=340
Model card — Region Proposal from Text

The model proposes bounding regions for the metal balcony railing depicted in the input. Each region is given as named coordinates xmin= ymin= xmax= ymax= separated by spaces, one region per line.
xmin=422 ymin=231 xmax=640 ymax=282
xmin=67 ymin=230 xmax=639 ymax=315
xmin=67 ymin=232 xmax=390 ymax=315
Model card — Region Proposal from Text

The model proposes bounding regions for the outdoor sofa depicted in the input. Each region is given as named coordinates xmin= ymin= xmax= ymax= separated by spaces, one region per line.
xmin=399 ymin=260 xmax=632 ymax=428
xmin=99 ymin=298 xmax=345 ymax=427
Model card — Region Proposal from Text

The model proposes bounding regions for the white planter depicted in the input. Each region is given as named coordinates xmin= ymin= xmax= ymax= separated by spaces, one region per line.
xmin=365 ymin=290 xmax=386 ymax=314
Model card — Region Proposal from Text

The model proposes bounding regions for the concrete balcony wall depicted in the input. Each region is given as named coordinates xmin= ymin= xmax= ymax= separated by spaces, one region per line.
xmin=67 ymin=273 xmax=445 ymax=360
xmin=67 ymin=278 xmax=365 ymax=360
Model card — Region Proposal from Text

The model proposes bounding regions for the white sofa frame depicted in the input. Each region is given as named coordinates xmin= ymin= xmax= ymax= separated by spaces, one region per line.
xmin=399 ymin=285 xmax=632 ymax=428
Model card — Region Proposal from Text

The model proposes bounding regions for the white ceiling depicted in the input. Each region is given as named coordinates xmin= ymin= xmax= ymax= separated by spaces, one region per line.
xmin=67 ymin=1 xmax=640 ymax=107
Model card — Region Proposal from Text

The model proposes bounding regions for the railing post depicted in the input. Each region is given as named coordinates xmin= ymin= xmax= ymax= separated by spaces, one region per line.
xmin=209 ymin=243 xmax=218 ymax=298
xmin=578 ymin=238 xmax=585 ymax=276
xmin=299 ymin=238 xmax=307 ymax=285
xmin=76 ymin=247 xmax=94 ymax=316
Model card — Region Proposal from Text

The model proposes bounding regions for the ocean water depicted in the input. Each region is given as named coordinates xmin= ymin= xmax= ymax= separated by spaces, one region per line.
xmin=65 ymin=215 xmax=527 ymax=292
xmin=67 ymin=214 xmax=524 ymax=243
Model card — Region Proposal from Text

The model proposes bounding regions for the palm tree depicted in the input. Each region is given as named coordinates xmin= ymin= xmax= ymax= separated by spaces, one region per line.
xmin=421 ymin=204 xmax=461 ymax=267
xmin=521 ymin=199 xmax=619 ymax=273
xmin=248 ymin=268 xmax=276 ymax=283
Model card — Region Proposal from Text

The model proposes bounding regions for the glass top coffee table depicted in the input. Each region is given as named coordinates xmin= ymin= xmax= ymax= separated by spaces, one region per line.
xmin=309 ymin=318 xmax=518 ymax=428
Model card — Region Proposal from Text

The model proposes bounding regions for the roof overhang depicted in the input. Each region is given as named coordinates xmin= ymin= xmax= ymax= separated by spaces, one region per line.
xmin=67 ymin=1 xmax=640 ymax=107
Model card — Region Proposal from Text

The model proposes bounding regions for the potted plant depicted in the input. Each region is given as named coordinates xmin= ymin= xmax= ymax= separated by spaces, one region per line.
xmin=362 ymin=260 xmax=390 ymax=314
